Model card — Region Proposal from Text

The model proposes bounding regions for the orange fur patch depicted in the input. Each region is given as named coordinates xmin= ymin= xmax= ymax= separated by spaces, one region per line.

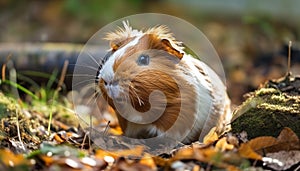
xmin=129 ymin=69 xmax=181 ymax=131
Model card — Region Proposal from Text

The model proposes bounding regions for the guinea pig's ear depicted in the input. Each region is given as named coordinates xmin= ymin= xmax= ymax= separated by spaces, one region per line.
xmin=160 ymin=39 xmax=184 ymax=60
xmin=110 ymin=40 xmax=123 ymax=51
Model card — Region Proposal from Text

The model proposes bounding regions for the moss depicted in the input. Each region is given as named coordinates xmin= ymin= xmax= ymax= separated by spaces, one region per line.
xmin=231 ymin=76 xmax=300 ymax=139
xmin=0 ymin=92 xmax=19 ymax=119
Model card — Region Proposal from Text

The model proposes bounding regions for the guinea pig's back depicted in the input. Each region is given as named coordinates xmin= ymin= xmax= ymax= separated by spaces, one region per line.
xmin=179 ymin=55 xmax=231 ymax=142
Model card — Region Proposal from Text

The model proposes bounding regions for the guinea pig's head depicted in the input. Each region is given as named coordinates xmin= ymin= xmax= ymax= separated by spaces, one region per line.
xmin=97 ymin=22 xmax=186 ymax=117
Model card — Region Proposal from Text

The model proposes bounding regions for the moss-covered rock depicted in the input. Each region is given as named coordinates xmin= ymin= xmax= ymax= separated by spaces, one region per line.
xmin=231 ymin=76 xmax=300 ymax=139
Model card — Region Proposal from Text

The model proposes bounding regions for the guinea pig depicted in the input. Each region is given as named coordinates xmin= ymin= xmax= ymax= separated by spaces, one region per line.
xmin=96 ymin=21 xmax=231 ymax=144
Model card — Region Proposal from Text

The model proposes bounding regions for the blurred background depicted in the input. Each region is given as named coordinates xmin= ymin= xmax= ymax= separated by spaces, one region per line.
xmin=1 ymin=0 xmax=300 ymax=105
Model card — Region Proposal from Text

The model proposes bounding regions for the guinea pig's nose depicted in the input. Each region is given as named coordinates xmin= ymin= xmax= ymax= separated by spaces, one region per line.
xmin=102 ymin=79 xmax=120 ymax=100
xmin=103 ymin=79 xmax=119 ymax=86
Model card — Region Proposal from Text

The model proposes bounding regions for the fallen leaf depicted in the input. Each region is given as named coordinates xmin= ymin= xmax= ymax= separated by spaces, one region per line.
xmin=95 ymin=146 xmax=144 ymax=160
xmin=215 ymin=137 xmax=235 ymax=151
xmin=95 ymin=149 xmax=118 ymax=160
xmin=0 ymin=149 xmax=29 ymax=167
xmin=203 ymin=127 xmax=218 ymax=145
xmin=54 ymin=133 xmax=65 ymax=143
xmin=139 ymin=153 xmax=157 ymax=170
xmin=238 ymin=143 xmax=262 ymax=160
xmin=247 ymin=136 xmax=277 ymax=153
xmin=245 ymin=127 xmax=300 ymax=155
xmin=112 ymin=157 xmax=154 ymax=171
xmin=152 ymin=156 xmax=170 ymax=167
xmin=268 ymin=127 xmax=300 ymax=152
xmin=40 ymin=155 xmax=54 ymax=166
xmin=172 ymin=147 xmax=194 ymax=160
xmin=113 ymin=145 xmax=144 ymax=157
xmin=109 ymin=126 xmax=123 ymax=135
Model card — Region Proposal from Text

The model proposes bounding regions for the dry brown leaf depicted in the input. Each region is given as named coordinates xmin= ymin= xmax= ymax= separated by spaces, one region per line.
xmin=245 ymin=127 xmax=300 ymax=154
xmin=275 ymin=127 xmax=300 ymax=149
xmin=238 ymin=143 xmax=262 ymax=160
xmin=265 ymin=127 xmax=300 ymax=153
xmin=247 ymin=136 xmax=277 ymax=152
xmin=203 ymin=127 xmax=218 ymax=145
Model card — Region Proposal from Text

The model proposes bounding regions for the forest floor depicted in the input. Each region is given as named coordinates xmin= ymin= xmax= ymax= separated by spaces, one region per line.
xmin=0 ymin=56 xmax=300 ymax=171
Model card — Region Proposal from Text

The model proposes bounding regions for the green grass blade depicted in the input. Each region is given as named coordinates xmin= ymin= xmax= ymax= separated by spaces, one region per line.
xmin=3 ymin=80 xmax=39 ymax=100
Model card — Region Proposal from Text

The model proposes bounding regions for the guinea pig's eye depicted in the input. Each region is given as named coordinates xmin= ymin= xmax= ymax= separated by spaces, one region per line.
xmin=137 ymin=54 xmax=150 ymax=66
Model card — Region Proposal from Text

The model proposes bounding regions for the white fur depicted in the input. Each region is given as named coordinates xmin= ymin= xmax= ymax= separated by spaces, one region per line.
xmin=99 ymin=35 xmax=143 ymax=98
xmin=167 ymin=55 xmax=215 ymax=143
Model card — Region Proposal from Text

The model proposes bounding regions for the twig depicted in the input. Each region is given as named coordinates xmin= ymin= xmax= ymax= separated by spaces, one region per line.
xmin=15 ymin=108 xmax=26 ymax=151
xmin=81 ymin=131 xmax=89 ymax=150
xmin=286 ymin=41 xmax=292 ymax=77
xmin=1 ymin=63 xmax=6 ymax=81
xmin=1 ymin=54 xmax=12 ymax=81
xmin=56 ymin=60 xmax=69 ymax=91
xmin=104 ymin=120 xmax=111 ymax=136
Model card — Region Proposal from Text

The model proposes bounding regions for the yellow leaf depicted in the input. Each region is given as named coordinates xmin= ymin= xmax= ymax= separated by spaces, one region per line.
xmin=96 ymin=146 xmax=144 ymax=160
xmin=139 ymin=153 xmax=157 ymax=170
xmin=173 ymin=147 xmax=194 ymax=160
xmin=238 ymin=143 xmax=262 ymax=160
xmin=113 ymin=146 xmax=144 ymax=157
xmin=0 ymin=149 xmax=28 ymax=167
xmin=108 ymin=126 xmax=123 ymax=135
xmin=203 ymin=127 xmax=218 ymax=145
xmin=215 ymin=137 xmax=234 ymax=151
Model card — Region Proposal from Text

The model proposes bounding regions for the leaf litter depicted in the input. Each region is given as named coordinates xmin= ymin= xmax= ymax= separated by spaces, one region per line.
xmin=1 ymin=91 xmax=299 ymax=171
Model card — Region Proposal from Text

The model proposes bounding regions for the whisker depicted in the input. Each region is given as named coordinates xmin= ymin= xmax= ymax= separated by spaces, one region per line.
xmin=69 ymin=64 xmax=100 ymax=72
xmin=128 ymin=94 xmax=134 ymax=109
xmin=124 ymin=86 xmax=136 ymax=109
xmin=72 ymin=79 xmax=97 ymax=88
xmin=85 ymin=51 xmax=100 ymax=66
xmin=68 ymin=74 xmax=100 ymax=83
xmin=80 ymin=83 xmax=98 ymax=91
xmin=85 ymin=91 xmax=100 ymax=106
xmin=72 ymin=78 xmax=97 ymax=84
xmin=130 ymin=84 xmax=144 ymax=106
xmin=71 ymin=74 xmax=98 ymax=77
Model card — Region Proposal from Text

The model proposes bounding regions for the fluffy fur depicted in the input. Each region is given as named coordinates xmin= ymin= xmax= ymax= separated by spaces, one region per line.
xmin=98 ymin=21 xmax=231 ymax=143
